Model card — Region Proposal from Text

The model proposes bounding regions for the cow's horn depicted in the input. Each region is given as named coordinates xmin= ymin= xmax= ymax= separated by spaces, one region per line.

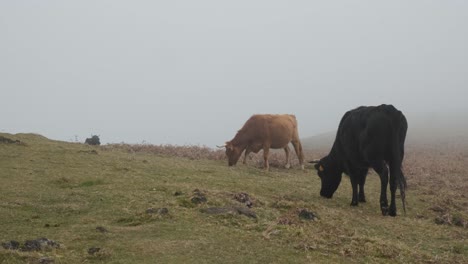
xmin=216 ymin=144 xmax=226 ymax=148
xmin=309 ymin=159 xmax=320 ymax=164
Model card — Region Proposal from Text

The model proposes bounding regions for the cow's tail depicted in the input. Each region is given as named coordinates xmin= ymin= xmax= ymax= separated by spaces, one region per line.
xmin=390 ymin=112 xmax=408 ymax=215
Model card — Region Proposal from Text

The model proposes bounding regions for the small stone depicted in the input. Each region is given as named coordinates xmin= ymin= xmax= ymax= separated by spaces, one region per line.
xmin=96 ymin=226 xmax=108 ymax=233
xmin=233 ymin=192 xmax=255 ymax=208
xmin=88 ymin=247 xmax=101 ymax=255
xmin=146 ymin=208 xmax=156 ymax=214
xmin=191 ymin=196 xmax=207 ymax=204
xmin=298 ymin=209 xmax=318 ymax=220
xmin=190 ymin=189 xmax=207 ymax=204
xmin=157 ymin=208 xmax=169 ymax=215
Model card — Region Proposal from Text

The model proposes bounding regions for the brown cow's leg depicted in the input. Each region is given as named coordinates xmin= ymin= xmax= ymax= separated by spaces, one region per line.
xmin=291 ymin=140 xmax=305 ymax=170
xmin=284 ymin=145 xmax=291 ymax=169
xmin=243 ymin=146 xmax=251 ymax=165
xmin=263 ymin=147 xmax=270 ymax=171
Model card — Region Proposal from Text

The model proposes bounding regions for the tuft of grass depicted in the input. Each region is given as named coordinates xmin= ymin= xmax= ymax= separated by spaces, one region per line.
xmin=79 ymin=179 xmax=104 ymax=187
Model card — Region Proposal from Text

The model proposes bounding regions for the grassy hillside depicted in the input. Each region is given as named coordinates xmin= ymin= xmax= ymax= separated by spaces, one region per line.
xmin=0 ymin=133 xmax=467 ymax=263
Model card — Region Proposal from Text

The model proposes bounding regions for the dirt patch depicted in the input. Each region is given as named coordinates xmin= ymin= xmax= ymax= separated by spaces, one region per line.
xmin=200 ymin=206 xmax=257 ymax=218
xmin=2 ymin=238 xmax=60 ymax=252
xmin=435 ymin=213 xmax=467 ymax=228
xmin=96 ymin=226 xmax=108 ymax=233
xmin=146 ymin=207 xmax=169 ymax=215
xmin=1 ymin=240 xmax=20 ymax=250
xmin=22 ymin=238 xmax=60 ymax=251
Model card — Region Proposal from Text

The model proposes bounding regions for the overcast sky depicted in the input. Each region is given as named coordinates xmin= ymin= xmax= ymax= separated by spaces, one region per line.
xmin=1 ymin=1 xmax=467 ymax=147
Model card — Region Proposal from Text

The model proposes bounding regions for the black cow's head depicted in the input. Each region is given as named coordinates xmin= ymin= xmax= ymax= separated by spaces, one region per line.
xmin=313 ymin=156 xmax=342 ymax=198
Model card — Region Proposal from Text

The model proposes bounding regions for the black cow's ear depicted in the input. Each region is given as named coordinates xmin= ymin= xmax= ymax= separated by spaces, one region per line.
xmin=314 ymin=163 xmax=320 ymax=171
xmin=314 ymin=163 xmax=325 ymax=172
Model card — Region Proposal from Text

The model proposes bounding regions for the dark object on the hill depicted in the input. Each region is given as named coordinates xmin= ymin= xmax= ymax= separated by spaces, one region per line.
xmin=200 ymin=207 xmax=257 ymax=218
xmin=96 ymin=226 xmax=108 ymax=233
xmin=174 ymin=191 xmax=183 ymax=196
xmin=1 ymin=240 xmax=20 ymax=250
xmin=298 ymin=209 xmax=318 ymax=221
xmin=191 ymin=189 xmax=207 ymax=204
xmin=311 ymin=104 xmax=408 ymax=217
xmin=88 ymin=247 xmax=101 ymax=255
xmin=233 ymin=192 xmax=254 ymax=208
xmin=0 ymin=136 xmax=21 ymax=144
xmin=85 ymin=135 xmax=100 ymax=145
xmin=21 ymin=238 xmax=60 ymax=251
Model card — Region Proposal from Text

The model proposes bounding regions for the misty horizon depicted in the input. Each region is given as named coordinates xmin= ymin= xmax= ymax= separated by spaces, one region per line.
xmin=1 ymin=1 xmax=467 ymax=147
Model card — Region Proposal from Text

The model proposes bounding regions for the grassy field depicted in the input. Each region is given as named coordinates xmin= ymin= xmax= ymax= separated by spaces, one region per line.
xmin=0 ymin=133 xmax=467 ymax=263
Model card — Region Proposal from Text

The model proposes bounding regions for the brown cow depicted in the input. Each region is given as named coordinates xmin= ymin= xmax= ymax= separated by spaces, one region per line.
xmin=219 ymin=114 xmax=305 ymax=171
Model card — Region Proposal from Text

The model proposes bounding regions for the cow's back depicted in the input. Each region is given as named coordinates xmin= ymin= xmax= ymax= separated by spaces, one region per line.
xmin=335 ymin=105 xmax=406 ymax=164
xmin=242 ymin=114 xmax=298 ymax=148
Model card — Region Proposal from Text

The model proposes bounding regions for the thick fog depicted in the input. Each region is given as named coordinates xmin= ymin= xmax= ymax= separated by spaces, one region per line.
xmin=1 ymin=1 xmax=467 ymax=147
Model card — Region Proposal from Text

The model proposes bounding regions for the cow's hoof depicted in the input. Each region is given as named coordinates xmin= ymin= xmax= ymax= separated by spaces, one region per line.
xmin=389 ymin=209 xmax=397 ymax=217
xmin=284 ymin=164 xmax=291 ymax=169
xmin=350 ymin=201 xmax=358 ymax=206
xmin=381 ymin=206 xmax=389 ymax=216
xmin=359 ymin=197 xmax=366 ymax=203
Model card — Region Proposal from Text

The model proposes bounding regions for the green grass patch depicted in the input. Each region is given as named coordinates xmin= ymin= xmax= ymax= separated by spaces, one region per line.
xmin=0 ymin=132 xmax=467 ymax=263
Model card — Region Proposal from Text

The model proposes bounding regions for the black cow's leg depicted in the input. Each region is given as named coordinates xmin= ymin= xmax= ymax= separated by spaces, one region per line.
xmin=358 ymin=170 xmax=368 ymax=203
xmin=389 ymin=170 xmax=397 ymax=217
xmin=349 ymin=168 xmax=367 ymax=206
xmin=349 ymin=175 xmax=359 ymax=206
xmin=372 ymin=162 xmax=389 ymax=216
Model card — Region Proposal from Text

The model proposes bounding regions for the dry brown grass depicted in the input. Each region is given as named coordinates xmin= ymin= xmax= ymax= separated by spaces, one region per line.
xmin=104 ymin=143 xmax=321 ymax=169
xmin=103 ymin=143 xmax=226 ymax=161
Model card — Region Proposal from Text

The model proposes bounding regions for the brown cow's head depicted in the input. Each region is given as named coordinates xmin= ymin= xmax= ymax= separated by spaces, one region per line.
xmin=223 ymin=141 xmax=243 ymax=166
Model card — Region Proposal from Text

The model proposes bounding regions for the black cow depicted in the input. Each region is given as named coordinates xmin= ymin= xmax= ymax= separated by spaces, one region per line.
xmin=312 ymin=104 xmax=407 ymax=216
